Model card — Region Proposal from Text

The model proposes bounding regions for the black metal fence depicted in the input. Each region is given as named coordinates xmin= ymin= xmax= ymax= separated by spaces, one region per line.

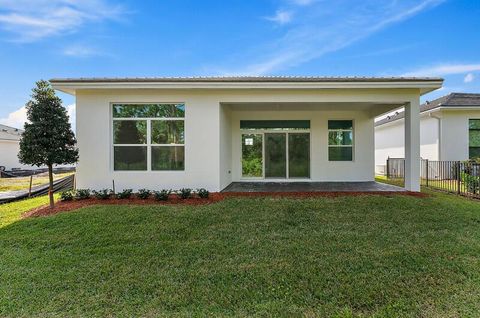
xmin=386 ymin=157 xmax=480 ymax=199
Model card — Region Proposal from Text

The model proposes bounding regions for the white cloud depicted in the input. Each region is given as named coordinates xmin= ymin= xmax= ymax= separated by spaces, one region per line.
xmin=0 ymin=106 xmax=28 ymax=129
xmin=0 ymin=104 xmax=76 ymax=132
xmin=464 ymin=73 xmax=475 ymax=83
xmin=63 ymin=44 xmax=104 ymax=57
xmin=402 ymin=63 xmax=480 ymax=77
xmin=290 ymin=0 xmax=315 ymax=6
xmin=217 ymin=0 xmax=445 ymax=75
xmin=265 ymin=10 xmax=293 ymax=25
xmin=0 ymin=0 xmax=126 ymax=42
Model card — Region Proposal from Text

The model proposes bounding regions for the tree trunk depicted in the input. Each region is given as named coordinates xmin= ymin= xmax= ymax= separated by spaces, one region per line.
xmin=48 ymin=164 xmax=54 ymax=209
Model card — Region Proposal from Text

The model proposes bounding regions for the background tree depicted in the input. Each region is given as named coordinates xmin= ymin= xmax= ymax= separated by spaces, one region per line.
xmin=19 ymin=80 xmax=78 ymax=209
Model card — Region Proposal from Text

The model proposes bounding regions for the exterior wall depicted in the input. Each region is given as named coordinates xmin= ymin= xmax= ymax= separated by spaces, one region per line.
xmin=231 ymin=109 xmax=375 ymax=182
xmin=76 ymin=90 xmax=221 ymax=191
xmin=375 ymin=114 xmax=439 ymax=173
xmin=0 ymin=140 xmax=25 ymax=170
xmin=219 ymin=104 xmax=232 ymax=189
xmin=74 ymin=88 xmax=419 ymax=191
xmin=440 ymin=110 xmax=480 ymax=161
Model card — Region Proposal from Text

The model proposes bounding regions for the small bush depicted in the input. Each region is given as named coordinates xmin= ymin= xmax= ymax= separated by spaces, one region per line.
xmin=137 ymin=189 xmax=151 ymax=199
xmin=197 ymin=188 xmax=209 ymax=199
xmin=177 ymin=188 xmax=192 ymax=199
xmin=60 ymin=190 xmax=74 ymax=201
xmin=154 ymin=189 xmax=171 ymax=201
xmin=93 ymin=189 xmax=112 ymax=200
xmin=75 ymin=189 xmax=91 ymax=200
xmin=117 ymin=189 xmax=133 ymax=199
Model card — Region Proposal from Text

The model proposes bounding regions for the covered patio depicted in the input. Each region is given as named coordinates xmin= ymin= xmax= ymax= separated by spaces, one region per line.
xmin=222 ymin=181 xmax=405 ymax=192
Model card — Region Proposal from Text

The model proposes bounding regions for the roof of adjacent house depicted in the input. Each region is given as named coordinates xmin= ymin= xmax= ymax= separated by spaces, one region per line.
xmin=0 ymin=124 xmax=23 ymax=141
xmin=50 ymin=76 xmax=444 ymax=96
xmin=375 ymin=93 xmax=480 ymax=127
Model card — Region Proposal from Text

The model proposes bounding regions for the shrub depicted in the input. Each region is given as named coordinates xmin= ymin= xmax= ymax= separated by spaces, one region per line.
xmin=197 ymin=188 xmax=209 ymax=199
xmin=117 ymin=189 xmax=133 ymax=199
xmin=154 ymin=189 xmax=171 ymax=201
xmin=137 ymin=189 xmax=151 ymax=199
xmin=60 ymin=190 xmax=74 ymax=201
xmin=177 ymin=188 xmax=192 ymax=199
xmin=75 ymin=189 xmax=91 ymax=200
xmin=93 ymin=189 xmax=112 ymax=200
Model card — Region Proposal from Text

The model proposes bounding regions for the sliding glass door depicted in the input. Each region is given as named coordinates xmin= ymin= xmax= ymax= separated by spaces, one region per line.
xmin=241 ymin=134 xmax=263 ymax=178
xmin=265 ymin=133 xmax=287 ymax=178
xmin=288 ymin=133 xmax=310 ymax=178
xmin=241 ymin=131 xmax=310 ymax=179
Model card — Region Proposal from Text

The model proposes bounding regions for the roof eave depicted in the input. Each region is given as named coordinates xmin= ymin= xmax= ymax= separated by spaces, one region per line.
xmin=50 ymin=80 xmax=443 ymax=96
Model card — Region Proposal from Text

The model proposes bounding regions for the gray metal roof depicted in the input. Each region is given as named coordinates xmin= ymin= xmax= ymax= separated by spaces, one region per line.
xmin=0 ymin=124 xmax=23 ymax=141
xmin=375 ymin=93 xmax=480 ymax=127
xmin=50 ymin=76 xmax=443 ymax=83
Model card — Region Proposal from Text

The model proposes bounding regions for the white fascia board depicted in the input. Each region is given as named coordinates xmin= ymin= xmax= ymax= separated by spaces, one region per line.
xmin=51 ymin=81 xmax=443 ymax=96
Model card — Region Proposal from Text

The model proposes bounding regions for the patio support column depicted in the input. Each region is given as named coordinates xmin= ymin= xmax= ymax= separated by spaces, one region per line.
xmin=404 ymin=99 xmax=421 ymax=192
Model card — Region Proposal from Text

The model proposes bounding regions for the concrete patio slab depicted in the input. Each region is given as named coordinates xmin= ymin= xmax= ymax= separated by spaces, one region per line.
xmin=221 ymin=181 xmax=405 ymax=193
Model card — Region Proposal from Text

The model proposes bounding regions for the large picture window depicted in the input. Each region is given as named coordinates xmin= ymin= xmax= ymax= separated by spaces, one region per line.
xmin=469 ymin=119 xmax=480 ymax=159
xmin=113 ymin=103 xmax=185 ymax=171
xmin=328 ymin=120 xmax=353 ymax=161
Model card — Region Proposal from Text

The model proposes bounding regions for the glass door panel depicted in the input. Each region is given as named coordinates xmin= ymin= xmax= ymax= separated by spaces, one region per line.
xmin=265 ymin=133 xmax=287 ymax=178
xmin=242 ymin=134 xmax=263 ymax=178
xmin=288 ymin=133 xmax=310 ymax=178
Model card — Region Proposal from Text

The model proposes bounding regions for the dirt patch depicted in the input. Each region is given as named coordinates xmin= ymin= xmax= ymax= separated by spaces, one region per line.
xmin=23 ymin=191 xmax=427 ymax=218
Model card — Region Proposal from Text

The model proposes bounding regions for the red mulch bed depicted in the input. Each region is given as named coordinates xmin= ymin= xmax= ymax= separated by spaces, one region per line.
xmin=23 ymin=191 xmax=427 ymax=218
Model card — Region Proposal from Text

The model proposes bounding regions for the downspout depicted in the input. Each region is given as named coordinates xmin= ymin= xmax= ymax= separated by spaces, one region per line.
xmin=429 ymin=112 xmax=442 ymax=161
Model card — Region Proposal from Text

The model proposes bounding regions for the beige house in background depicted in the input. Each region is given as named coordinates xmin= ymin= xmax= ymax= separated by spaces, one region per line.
xmin=0 ymin=124 xmax=25 ymax=171
xmin=375 ymin=93 xmax=480 ymax=174
xmin=51 ymin=76 xmax=443 ymax=192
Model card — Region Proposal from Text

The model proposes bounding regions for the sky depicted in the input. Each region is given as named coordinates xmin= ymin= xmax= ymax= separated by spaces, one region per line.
xmin=0 ymin=0 xmax=479 ymax=129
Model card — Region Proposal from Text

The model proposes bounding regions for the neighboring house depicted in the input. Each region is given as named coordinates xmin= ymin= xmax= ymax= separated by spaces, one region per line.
xmin=50 ymin=76 xmax=443 ymax=192
xmin=375 ymin=93 xmax=480 ymax=174
xmin=0 ymin=124 xmax=26 ymax=170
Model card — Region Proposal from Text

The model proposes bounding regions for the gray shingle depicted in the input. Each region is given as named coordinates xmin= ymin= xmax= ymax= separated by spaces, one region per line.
xmin=375 ymin=93 xmax=480 ymax=127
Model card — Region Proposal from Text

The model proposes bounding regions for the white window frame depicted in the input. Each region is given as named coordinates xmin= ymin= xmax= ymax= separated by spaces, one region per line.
xmin=111 ymin=103 xmax=185 ymax=172
xmin=327 ymin=120 xmax=354 ymax=162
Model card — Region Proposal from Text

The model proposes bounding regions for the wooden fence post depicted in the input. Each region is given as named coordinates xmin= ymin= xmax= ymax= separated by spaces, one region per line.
xmin=425 ymin=159 xmax=429 ymax=187
xmin=28 ymin=175 xmax=33 ymax=197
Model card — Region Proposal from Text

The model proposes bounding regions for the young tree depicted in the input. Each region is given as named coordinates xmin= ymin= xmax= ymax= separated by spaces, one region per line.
xmin=19 ymin=80 xmax=78 ymax=209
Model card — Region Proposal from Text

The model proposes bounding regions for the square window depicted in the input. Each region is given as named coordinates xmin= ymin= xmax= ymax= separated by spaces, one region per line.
xmin=151 ymin=120 xmax=184 ymax=144
xmin=328 ymin=147 xmax=353 ymax=161
xmin=152 ymin=146 xmax=185 ymax=170
xmin=113 ymin=121 xmax=147 ymax=144
xmin=114 ymin=146 xmax=147 ymax=170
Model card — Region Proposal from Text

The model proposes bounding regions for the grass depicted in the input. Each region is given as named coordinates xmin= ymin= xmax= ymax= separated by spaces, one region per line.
xmin=0 ymin=195 xmax=58 ymax=228
xmin=1 ymin=192 xmax=480 ymax=317
xmin=0 ymin=172 xmax=73 ymax=192
xmin=376 ymin=176 xmax=461 ymax=193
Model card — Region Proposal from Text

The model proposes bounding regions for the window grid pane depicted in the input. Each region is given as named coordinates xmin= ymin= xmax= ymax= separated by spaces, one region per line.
xmin=151 ymin=120 xmax=185 ymax=144
xmin=113 ymin=104 xmax=185 ymax=118
xmin=151 ymin=146 xmax=185 ymax=170
xmin=114 ymin=146 xmax=147 ymax=170
xmin=328 ymin=120 xmax=353 ymax=161
xmin=113 ymin=120 xmax=147 ymax=144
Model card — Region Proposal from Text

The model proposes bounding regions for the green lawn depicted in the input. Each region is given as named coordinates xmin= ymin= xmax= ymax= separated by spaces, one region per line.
xmin=1 ymin=192 xmax=480 ymax=317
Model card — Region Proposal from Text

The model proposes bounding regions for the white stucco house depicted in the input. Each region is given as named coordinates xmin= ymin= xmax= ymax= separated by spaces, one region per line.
xmin=50 ymin=76 xmax=443 ymax=192
xmin=0 ymin=124 xmax=26 ymax=171
xmin=375 ymin=93 xmax=480 ymax=174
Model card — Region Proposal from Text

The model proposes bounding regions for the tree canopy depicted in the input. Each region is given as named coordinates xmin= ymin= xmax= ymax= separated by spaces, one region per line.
xmin=19 ymin=80 xmax=78 ymax=167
